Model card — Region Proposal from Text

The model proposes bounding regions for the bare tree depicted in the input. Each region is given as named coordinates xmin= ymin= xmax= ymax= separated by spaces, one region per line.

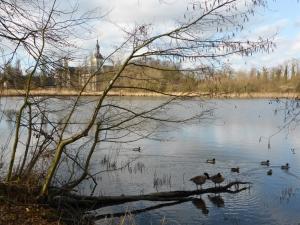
xmin=0 ymin=0 xmax=100 ymax=181
xmin=0 ymin=0 xmax=274 ymax=204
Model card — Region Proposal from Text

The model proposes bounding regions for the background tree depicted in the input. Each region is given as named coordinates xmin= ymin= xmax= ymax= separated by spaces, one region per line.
xmin=283 ymin=65 xmax=288 ymax=82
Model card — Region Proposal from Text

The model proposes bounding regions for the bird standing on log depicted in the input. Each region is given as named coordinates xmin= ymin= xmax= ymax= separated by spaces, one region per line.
xmin=210 ymin=173 xmax=225 ymax=187
xmin=190 ymin=173 xmax=210 ymax=190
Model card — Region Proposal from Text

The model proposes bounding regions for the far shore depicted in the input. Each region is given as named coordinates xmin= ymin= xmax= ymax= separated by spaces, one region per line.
xmin=0 ymin=88 xmax=299 ymax=99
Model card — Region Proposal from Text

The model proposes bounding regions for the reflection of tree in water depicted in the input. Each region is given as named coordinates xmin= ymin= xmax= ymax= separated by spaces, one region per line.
xmin=268 ymin=98 xmax=300 ymax=152
xmin=1 ymin=108 xmax=18 ymax=125
xmin=279 ymin=187 xmax=299 ymax=204
xmin=153 ymin=171 xmax=172 ymax=191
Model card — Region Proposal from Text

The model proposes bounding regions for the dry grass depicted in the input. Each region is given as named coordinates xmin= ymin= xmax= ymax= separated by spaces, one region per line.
xmin=0 ymin=182 xmax=63 ymax=225
xmin=1 ymin=88 xmax=299 ymax=98
xmin=0 ymin=202 xmax=62 ymax=225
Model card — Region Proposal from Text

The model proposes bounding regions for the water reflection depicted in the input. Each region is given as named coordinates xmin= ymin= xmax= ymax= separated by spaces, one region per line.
xmin=279 ymin=187 xmax=298 ymax=204
xmin=153 ymin=172 xmax=172 ymax=191
xmin=208 ymin=195 xmax=225 ymax=208
xmin=92 ymin=199 xmax=190 ymax=221
xmin=192 ymin=198 xmax=209 ymax=215
xmin=1 ymin=98 xmax=300 ymax=225
xmin=1 ymin=108 xmax=17 ymax=124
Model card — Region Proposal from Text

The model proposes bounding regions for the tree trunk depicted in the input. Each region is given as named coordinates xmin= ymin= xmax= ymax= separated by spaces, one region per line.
xmin=49 ymin=181 xmax=250 ymax=210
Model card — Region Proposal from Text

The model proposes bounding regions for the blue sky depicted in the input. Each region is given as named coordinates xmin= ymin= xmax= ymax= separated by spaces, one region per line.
xmin=234 ymin=0 xmax=300 ymax=70
xmin=64 ymin=0 xmax=300 ymax=70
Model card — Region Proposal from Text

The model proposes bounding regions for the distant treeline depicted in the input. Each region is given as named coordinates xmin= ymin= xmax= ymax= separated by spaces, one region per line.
xmin=112 ymin=58 xmax=300 ymax=94
xmin=0 ymin=60 xmax=56 ymax=89
xmin=1 ymin=58 xmax=300 ymax=94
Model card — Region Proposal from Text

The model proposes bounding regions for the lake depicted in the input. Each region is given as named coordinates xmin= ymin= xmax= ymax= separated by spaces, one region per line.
xmin=0 ymin=97 xmax=300 ymax=225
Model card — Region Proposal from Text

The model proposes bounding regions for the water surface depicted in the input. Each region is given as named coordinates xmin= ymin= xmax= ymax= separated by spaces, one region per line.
xmin=0 ymin=97 xmax=300 ymax=225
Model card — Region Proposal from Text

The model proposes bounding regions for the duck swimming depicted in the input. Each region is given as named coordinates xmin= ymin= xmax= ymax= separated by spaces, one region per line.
xmin=281 ymin=163 xmax=290 ymax=170
xmin=132 ymin=147 xmax=141 ymax=152
xmin=231 ymin=167 xmax=240 ymax=173
xmin=260 ymin=160 xmax=270 ymax=166
xmin=267 ymin=169 xmax=272 ymax=175
xmin=206 ymin=158 xmax=216 ymax=164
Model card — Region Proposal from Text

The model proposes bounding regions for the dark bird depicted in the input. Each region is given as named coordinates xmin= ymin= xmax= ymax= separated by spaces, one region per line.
xmin=192 ymin=198 xmax=209 ymax=215
xmin=190 ymin=173 xmax=210 ymax=190
xmin=206 ymin=158 xmax=215 ymax=164
xmin=210 ymin=173 xmax=225 ymax=187
xmin=208 ymin=195 xmax=225 ymax=207
xmin=132 ymin=147 xmax=141 ymax=152
xmin=267 ymin=169 xmax=272 ymax=175
xmin=231 ymin=167 xmax=240 ymax=173
xmin=260 ymin=160 xmax=270 ymax=166
xmin=281 ymin=163 xmax=290 ymax=170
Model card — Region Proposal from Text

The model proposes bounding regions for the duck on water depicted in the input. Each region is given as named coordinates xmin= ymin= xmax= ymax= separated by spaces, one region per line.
xmin=260 ymin=160 xmax=270 ymax=166
xmin=281 ymin=163 xmax=290 ymax=170
xmin=132 ymin=147 xmax=141 ymax=152
xmin=231 ymin=167 xmax=239 ymax=173
xmin=206 ymin=158 xmax=216 ymax=164
xmin=267 ymin=169 xmax=272 ymax=175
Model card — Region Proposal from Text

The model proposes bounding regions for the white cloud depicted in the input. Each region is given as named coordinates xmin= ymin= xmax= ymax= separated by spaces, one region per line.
xmin=294 ymin=18 xmax=300 ymax=27
xmin=64 ymin=1 xmax=300 ymax=69
xmin=248 ymin=19 xmax=289 ymax=39
xmin=82 ymin=0 xmax=188 ymax=23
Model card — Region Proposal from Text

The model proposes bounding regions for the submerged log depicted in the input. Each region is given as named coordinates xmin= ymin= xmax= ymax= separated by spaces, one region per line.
xmin=49 ymin=181 xmax=251 ymax=210
xmin=87 ymin=199 xmax=191 ymax=221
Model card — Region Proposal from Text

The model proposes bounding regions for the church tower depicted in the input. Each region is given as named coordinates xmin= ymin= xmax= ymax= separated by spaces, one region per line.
xmin=94 ymin=39 xmax=103 ymax=70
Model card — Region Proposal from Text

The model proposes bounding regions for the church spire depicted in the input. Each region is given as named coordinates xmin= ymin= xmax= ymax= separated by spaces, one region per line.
xmin=94 ymin=39 xmax=103 ymax=60
xmin=94 ymin=39 xmax=103 ymax=70
xmin=96 ymin=39 xmax=100 ymax=55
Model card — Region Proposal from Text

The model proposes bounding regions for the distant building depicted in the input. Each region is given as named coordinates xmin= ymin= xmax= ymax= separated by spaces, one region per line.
xmin=55 ymin=39 xmax=112 ymax=91
xmin=79 ymin=39 xmax=104 ymax=91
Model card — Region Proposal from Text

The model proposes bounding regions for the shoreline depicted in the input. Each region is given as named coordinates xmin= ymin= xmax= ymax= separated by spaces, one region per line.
xmin=0 ymin=89 xmax=299 ymax=99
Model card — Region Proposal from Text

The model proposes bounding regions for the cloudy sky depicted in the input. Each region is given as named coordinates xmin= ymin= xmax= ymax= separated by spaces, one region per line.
xmin=72 ymin=0 xmax=300 ymax=70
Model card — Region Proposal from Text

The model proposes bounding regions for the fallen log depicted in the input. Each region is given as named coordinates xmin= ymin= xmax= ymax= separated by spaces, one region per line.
xmin=86 ymin=199 xmax=191 ymax=221
xmin=49 ymin=181 xmax=250 ymax=210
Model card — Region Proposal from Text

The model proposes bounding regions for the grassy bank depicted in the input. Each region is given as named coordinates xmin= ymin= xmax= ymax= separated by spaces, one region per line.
xmin=0 ymin=88 xmax=299 ymax=99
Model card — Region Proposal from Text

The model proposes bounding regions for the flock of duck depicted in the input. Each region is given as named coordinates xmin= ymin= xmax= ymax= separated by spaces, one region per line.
xmin=260 ymin=160 xmax=290 ymax=176
xmin=190 ymin=158 xmax=291 ymax=189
